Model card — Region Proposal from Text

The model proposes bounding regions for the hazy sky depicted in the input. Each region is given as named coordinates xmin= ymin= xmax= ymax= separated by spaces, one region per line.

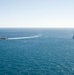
xmin=0 ymin=0 xmax=74 ymax=28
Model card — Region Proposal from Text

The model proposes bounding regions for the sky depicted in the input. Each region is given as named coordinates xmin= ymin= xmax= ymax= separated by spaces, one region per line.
xmin=0 ymin=0 xmax=74 ymax=28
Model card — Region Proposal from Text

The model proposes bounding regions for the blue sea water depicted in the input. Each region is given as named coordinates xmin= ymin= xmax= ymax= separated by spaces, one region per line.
xmin=0 ymin=28 xmax=74 ymax=75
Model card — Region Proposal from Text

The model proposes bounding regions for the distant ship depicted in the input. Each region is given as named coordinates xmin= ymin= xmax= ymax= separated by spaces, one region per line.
xmin=0 ymin=37 xmax=8 ymax=40
xmin=72 ymin=35 xmax=74 ymax=39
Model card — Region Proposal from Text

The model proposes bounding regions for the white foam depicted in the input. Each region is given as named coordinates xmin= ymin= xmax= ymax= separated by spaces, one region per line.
xmin=8 ymin=34 xmax=41 ymax=40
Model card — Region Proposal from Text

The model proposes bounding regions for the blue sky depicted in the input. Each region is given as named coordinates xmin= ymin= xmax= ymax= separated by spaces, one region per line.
xmin=0 ymin=0 xmax=74 ymax=28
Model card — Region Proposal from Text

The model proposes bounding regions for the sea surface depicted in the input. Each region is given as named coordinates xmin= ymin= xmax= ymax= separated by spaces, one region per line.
xmin=0 ymin=28 xmax=74 ymax=75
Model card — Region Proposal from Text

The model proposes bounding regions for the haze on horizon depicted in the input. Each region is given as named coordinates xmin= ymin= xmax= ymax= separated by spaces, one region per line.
xmin=0 ymin=0 xmax=74 ymax=28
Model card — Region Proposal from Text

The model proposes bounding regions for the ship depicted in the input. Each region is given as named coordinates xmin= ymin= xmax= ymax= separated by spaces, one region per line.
xmin=72 ymin=35 xmax=74 ymax=39
xmin=0 ymin=37 xmax=8 ymax=40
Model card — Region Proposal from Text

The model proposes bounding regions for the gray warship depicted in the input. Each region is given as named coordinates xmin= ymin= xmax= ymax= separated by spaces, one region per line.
xmin=0 ymin=37 xmax=8 ymax=40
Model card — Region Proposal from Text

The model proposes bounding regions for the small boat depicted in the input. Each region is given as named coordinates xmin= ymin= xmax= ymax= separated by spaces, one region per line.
xmin=0 ymin=37 xmax=8 ymax=40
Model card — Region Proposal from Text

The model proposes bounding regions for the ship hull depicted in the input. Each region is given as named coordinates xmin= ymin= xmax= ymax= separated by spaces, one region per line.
xmin=0 ymin=37 xmax=8 ymax=40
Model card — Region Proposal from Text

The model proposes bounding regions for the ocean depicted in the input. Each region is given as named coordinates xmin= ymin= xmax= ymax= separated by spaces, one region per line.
xmin=0 ymin=28 xmax=74 ymax=75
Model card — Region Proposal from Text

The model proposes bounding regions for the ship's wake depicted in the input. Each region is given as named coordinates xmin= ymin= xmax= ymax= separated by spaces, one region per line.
xmin=8 ymin=34 xmax=41 ymax=40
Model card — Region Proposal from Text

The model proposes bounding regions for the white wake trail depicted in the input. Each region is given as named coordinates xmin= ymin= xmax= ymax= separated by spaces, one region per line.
xmin=8 ymin=34 xmax=41 ymax=40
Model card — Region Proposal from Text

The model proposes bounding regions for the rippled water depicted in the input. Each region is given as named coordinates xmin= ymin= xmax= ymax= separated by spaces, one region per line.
xmin=0 ymin=28 xmax=74 ymax=75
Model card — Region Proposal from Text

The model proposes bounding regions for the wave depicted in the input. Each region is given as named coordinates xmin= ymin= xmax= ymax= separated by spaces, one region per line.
xmin=8 ymin=34 xmax=41 ymax=40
